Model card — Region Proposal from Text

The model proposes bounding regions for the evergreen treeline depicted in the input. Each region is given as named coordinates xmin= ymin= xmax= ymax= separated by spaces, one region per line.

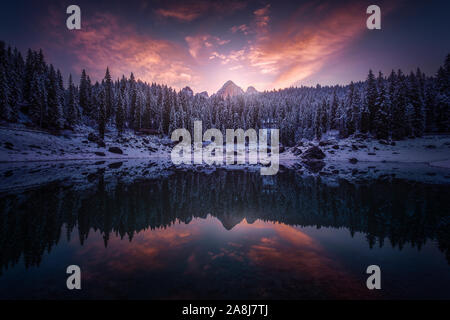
xmin=0 ymin=41 xmax=449 ymax=146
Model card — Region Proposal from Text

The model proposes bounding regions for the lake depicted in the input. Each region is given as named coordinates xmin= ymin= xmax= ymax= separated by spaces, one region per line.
xmin=0 ymin=161 xmax=449 ymax=299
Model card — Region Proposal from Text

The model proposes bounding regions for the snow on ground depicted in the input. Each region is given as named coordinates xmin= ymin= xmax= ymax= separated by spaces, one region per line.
xmin=282 ymin=134 xmax=450 ymax=165
xmin=0 ymin=123 xmax=171 ymax=162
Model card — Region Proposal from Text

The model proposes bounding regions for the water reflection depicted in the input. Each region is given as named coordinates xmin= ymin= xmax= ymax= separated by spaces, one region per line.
xmin=0 ymin=167 xmax=449 ymax=299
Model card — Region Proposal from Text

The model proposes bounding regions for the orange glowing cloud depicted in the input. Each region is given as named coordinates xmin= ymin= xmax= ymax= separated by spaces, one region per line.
xmin=156 ymin=0 xmax=247 ymax=22
xmin=41 ymin=1 xmax=400 ymax=94
xmin=46 ymin=12 xmax=199 ymax=89
xmin=245 ymin=2 xmax=399 ymax=89
xmin=185 ymin=34 xmax=230 ymax=60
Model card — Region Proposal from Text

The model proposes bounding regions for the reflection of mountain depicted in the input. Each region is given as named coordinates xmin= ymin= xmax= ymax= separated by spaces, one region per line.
xmin=0 ymin=169 xmax=449 ymax=274
xmin=220 ymin=213 xmax=244 ymax=230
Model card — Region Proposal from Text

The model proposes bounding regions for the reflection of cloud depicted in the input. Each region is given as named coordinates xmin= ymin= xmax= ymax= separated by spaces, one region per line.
xmin=156 ymin=0 xmax=247 ymax=22
xmin=70 ymin=216 xmax=378 ymax=299
xmin=245 ymin=222 xmax=372 ymax=298
xmin=75 ymin=220 xmax=201 ymax=280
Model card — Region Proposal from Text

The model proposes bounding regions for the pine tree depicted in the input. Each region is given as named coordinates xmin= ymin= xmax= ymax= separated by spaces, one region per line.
xmin=29 ymin=74 xmax=47 ymax=128
xmin=162 ymin=86 xmax=171 ymax=134
xmin=360 ymin=104 xmax=370 ymax=134
xmin=408 ymin=71 xmax=424 ymax=137
xmin=338 ymin=100 xmax=348 ymax=138
xmin=66 ymin=74 xmax=77 ymax=127
xmin=23 ymin=49 xmax=34 ymax=103
xmin=365 ymin=69 xmax=377 ymax=133
xmin=46 ymin=65 xmax=63 ymax=128
xmin=129 ymin=73 xmax=137 ymax=129
xmin=374 ymin=72 xmax=389 ymax=139
xmin=6 ymin=46 xmax=24 ymax=120
xmin=115 ymin=92 xmax=125 ymax=136
xmin=435 ymin=60 xmax=449 ymax=132
xmin=104 ymin=67 xmax=113 ymax=121
xmin=424 ymin=80 xmax=436 ymax=132
xmin=143 ymin=88 xmax=153 ymax=129
xmin=314 ymin=104 xmax=322 ymax=140
xmin=320 ymin=98 xmax=328 ymax=134
xmin=133 ymin=90 xmax=143 ymax=130
xmin=97 ymin=88 xmax=106 ymax=140
xmin=345 ymin=82 xmax=359 ymax=135
xmin=391 ymin=70 xmax=408 ymax=139
xmin=0 ymin=62 xmax=11 ymax=121
xmin=79 ymin=69 xmax=92 ymax=117
xmin=330 ymin=90 xmax=339 ymax=129
xmin=0 ymin=42 xmax=11 ymax=120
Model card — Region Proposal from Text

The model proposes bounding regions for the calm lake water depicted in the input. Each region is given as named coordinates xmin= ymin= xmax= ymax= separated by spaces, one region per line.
xmin=0 ymin=163 xmax=449 ymax=299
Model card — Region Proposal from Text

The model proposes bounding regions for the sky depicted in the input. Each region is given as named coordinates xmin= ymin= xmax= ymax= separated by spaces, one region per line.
xmin=0 ymin=0 xmax=449 ymax=94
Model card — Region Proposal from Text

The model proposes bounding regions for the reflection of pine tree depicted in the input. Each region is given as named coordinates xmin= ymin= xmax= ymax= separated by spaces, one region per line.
xmin=2 ymin=169 xmax=450 ymax=274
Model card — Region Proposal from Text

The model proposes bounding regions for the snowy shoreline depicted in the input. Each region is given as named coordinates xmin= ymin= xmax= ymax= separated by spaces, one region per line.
xmin=0 ymin=124 xmax=449 ymax=191
xmin=1 ymin=125 xmax=449 ymax=166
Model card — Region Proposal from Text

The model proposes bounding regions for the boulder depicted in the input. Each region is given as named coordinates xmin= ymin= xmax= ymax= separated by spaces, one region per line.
xmin=94 ymin=152 xmax=106 ymax=157
xmin=349 ymin=157 xmax=358 ymax=164
xmin=301 ymin=146 xmax=326 ymax=160
xmin=108 ymin=147 xmax=123 ymax=154
xmin=97 ymin=140 xmax=106 ymax=148
xmin=88 ymin=132 xmax=98 ymax=143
